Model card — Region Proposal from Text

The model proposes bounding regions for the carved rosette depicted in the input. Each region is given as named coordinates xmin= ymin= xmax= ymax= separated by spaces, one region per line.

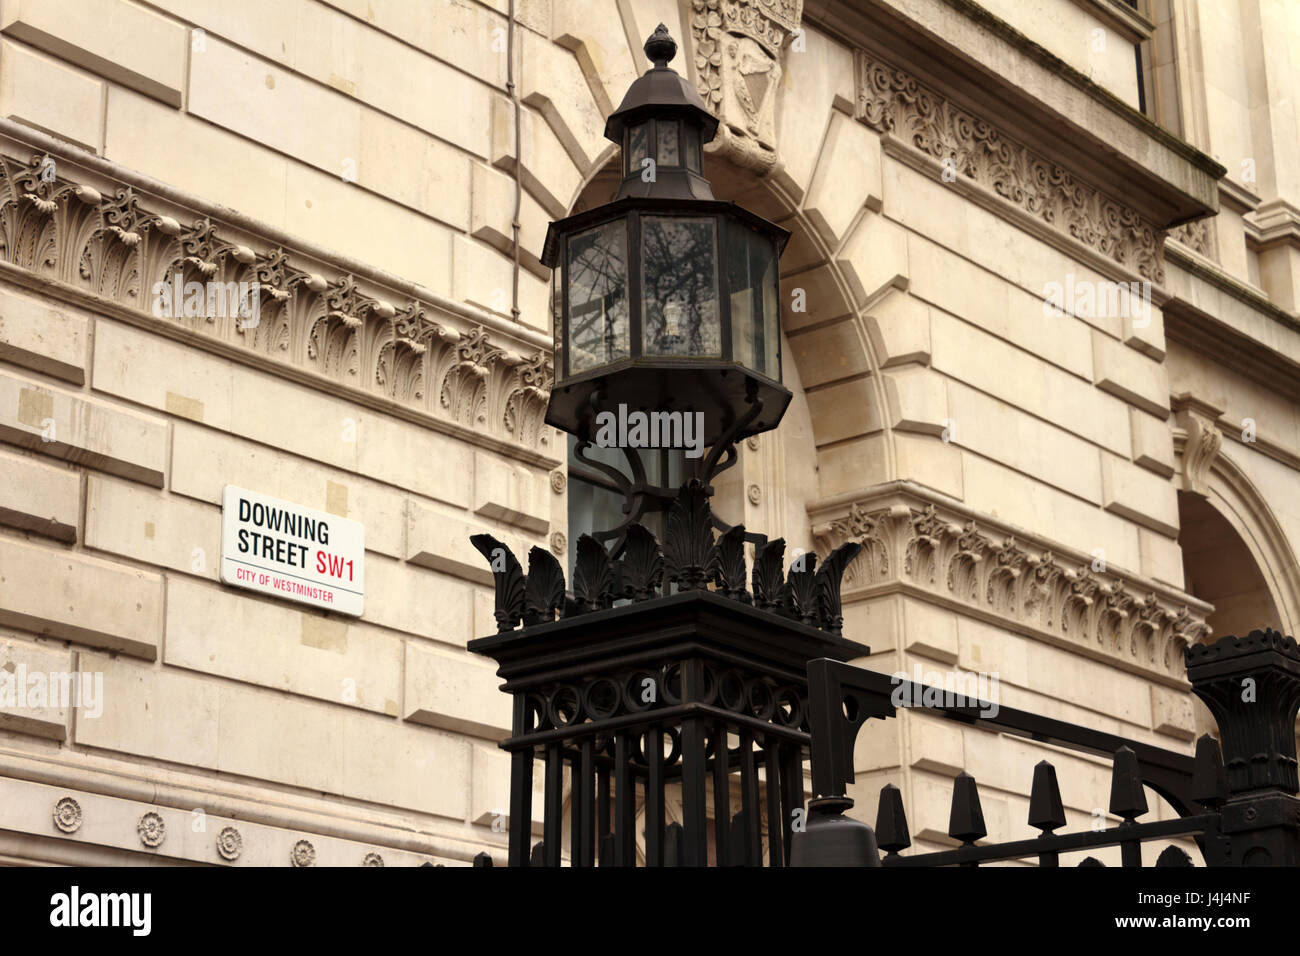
xmin=362 ymin=852 xmax=385 ymax=866
xmin=854 ymin=51 xmax=1167 ymax=283
xmin=291 ymin=839 xmax=316 ymax=867
xmin=137 ymin=811 xmax=166 ymax=848
xmin=814 ymin=502 xmax=1211 ymax=678
xmin=0 ymin=150 xmax=554 ymax=454
xmin=690 ymin=0 xmax=803 ymax=171
xmin=52 ymin=797 xmax=82 ymax=834
xmin=216 ymin=826 xmax=243 ymax=861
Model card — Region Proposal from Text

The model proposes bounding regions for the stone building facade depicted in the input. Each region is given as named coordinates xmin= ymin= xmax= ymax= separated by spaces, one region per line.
xmin=0 ymin=0 xmax=1293 ymax=865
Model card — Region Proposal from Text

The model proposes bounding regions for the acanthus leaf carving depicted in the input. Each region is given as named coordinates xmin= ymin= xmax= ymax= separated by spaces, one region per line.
xmin=1173 ymin=394 xmax=1224 ymax=498
xmin=815 ymin=499 xmax=1210 ymax=679
xmin=0 ymin=143 xmax=553 ymax=453
xmin=855 ymin=50 xmax=1166 ymax=283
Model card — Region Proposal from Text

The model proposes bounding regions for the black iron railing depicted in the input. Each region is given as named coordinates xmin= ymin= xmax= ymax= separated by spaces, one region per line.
xmin=799 ymin=628 xmax=1300 ymax=866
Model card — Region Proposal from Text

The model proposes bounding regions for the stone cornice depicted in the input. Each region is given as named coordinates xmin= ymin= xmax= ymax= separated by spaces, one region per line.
xmin=809 ymin=481 xmax=1213 ymax=687
xmin=857 ymin=49 xmax=1167 ymax=283
xmin=0 ymin=127 xmax=558 ymax=467
xmin=1219 ymin=177 xmax=1261 ymax=216
xmin=1248 ymin=198 xmax=1300 ymax=251
xmin=1163 ymin=249 xmax=1300 ymax=411
xmin=806 ymin=0 xmax=1222 ymax=228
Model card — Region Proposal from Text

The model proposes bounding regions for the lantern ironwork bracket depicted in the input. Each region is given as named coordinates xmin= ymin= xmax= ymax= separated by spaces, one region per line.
xmin=573 ymin=380 xmax=767 ymax=557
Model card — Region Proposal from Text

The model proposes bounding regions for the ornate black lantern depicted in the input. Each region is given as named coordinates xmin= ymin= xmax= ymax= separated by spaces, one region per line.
xmin=541 ymin=24 xmax=791 ymax=451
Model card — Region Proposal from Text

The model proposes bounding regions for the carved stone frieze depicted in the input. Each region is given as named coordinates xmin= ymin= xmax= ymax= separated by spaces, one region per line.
xmin=814 ymin=501 xmax=1211 ymax=679
xmin=854 ymin=51 xmax=1167 ymax=283
xmin=690 ymin=0 xmax=803 ymax=171
xmin=1170 ymin=217 xmax=1216 ymax=260
xmin=0 ymin=150 xmax=553 ymax=454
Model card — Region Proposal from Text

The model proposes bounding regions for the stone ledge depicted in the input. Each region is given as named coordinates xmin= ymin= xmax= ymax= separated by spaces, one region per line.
xmin=810 ymin=480 xmax=1213 ymax=687
xmin=807 ymin=0 xmax=1222 ymax=226
xmin=0 ymin=774 xmax=481 ymax=866
xmin=0 ymin=746 xmax=500 ymax=864
xmin=0 ymin=123 xmax=559 ymax=468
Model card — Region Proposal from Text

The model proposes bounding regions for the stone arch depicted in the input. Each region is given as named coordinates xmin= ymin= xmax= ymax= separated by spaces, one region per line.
xmin=1183 ymin=446 xmax=1300 ymax=638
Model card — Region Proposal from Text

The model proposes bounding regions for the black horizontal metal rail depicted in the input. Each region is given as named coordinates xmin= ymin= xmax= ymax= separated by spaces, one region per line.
xmin=884 ymin=814 xmax=1220 ymax=867
xmin=500 ymin=701 xmax=811 ymax=749
xmin=806 ymin=658 xmax=1199 ymax=817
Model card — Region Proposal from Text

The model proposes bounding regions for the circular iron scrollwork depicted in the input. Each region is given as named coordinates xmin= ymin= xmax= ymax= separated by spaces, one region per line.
xmin=583 ymin=677 xmax=621 ymax=720
xmin=745 ymin=678 xmax=775 ymax=720
xmin=622 ymin=669 xmax=660 ymax=712
xmin=524 ymin=693 xmax=550 ymax=732
xmin=660 ymin=663 xmax=682 ymax=705
xmin=773 ymin=686 xmax=804 ymax=727
xmin=546 ymin=685 xmax=582 ymax=727
xmin=717 ymin=670 xmax=746 ymax=712
xmin=634 ymin=726 xmax=682 ymax=768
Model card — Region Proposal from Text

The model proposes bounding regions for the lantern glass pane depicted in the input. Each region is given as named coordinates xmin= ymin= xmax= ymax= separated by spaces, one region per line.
xmin=566 ymin=220 xmax=630 ymax=373
xmin=657 ymin=120 xmax=680 ymax=166
xmin=684 ymin=125 xmax=701 ymax=172
xmin=727 ymin=224 xmax=779 ymax=377
xmin=626 ymin=123 xmax=649 ymax=177
xmin=641 ymin=216 xmax=719 ymax=357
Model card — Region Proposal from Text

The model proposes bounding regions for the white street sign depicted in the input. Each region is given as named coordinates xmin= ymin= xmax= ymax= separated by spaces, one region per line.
xmin=220 ymin=486 xmax=365 ymax=617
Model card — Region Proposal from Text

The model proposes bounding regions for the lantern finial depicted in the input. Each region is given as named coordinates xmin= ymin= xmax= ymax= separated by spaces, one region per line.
xmin=644 ymin=24 xmax=677 ymax=67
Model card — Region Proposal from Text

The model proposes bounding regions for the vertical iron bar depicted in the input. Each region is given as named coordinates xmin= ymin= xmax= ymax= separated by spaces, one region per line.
xmin=764 ymin=737 xmax=784 ymax=866
xmin=712 ymin=722 xmax=730 ymax=867
xmin=597 ymin=745 xmax=611 ymax=867
xmin=507 ymin=746 xmax=534 ymax=868
xmin=569 ymin=751 xmax=581 ymax=866
xmin=780 ymin=741 xmax=803 ymax=863
xmin=646 ymin=726 xmax=666 ymax=866
xmin=544 ymin=743 xmax=563 ymax=867
xmin=614 ymin=732 xmax=635 ymax=866
xmin=1120 ymin=831 xmax=1142 ymax=868
xmin=681 ymin=660 xmax=709 ymax=866
xmin=507 ymin=694 xmax=534 ymax=867
xmin=578 ymin=738 xmax=596 ymax=866
xmin=739 ymin=730 xmax=761 ymax=865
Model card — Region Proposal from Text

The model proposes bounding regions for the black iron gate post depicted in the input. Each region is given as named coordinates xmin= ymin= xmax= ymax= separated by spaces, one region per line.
xmin=467 ymin=484 xmax=867 ymax=866
xmin=1186 ymin=628 xmax=1300 ymax=865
